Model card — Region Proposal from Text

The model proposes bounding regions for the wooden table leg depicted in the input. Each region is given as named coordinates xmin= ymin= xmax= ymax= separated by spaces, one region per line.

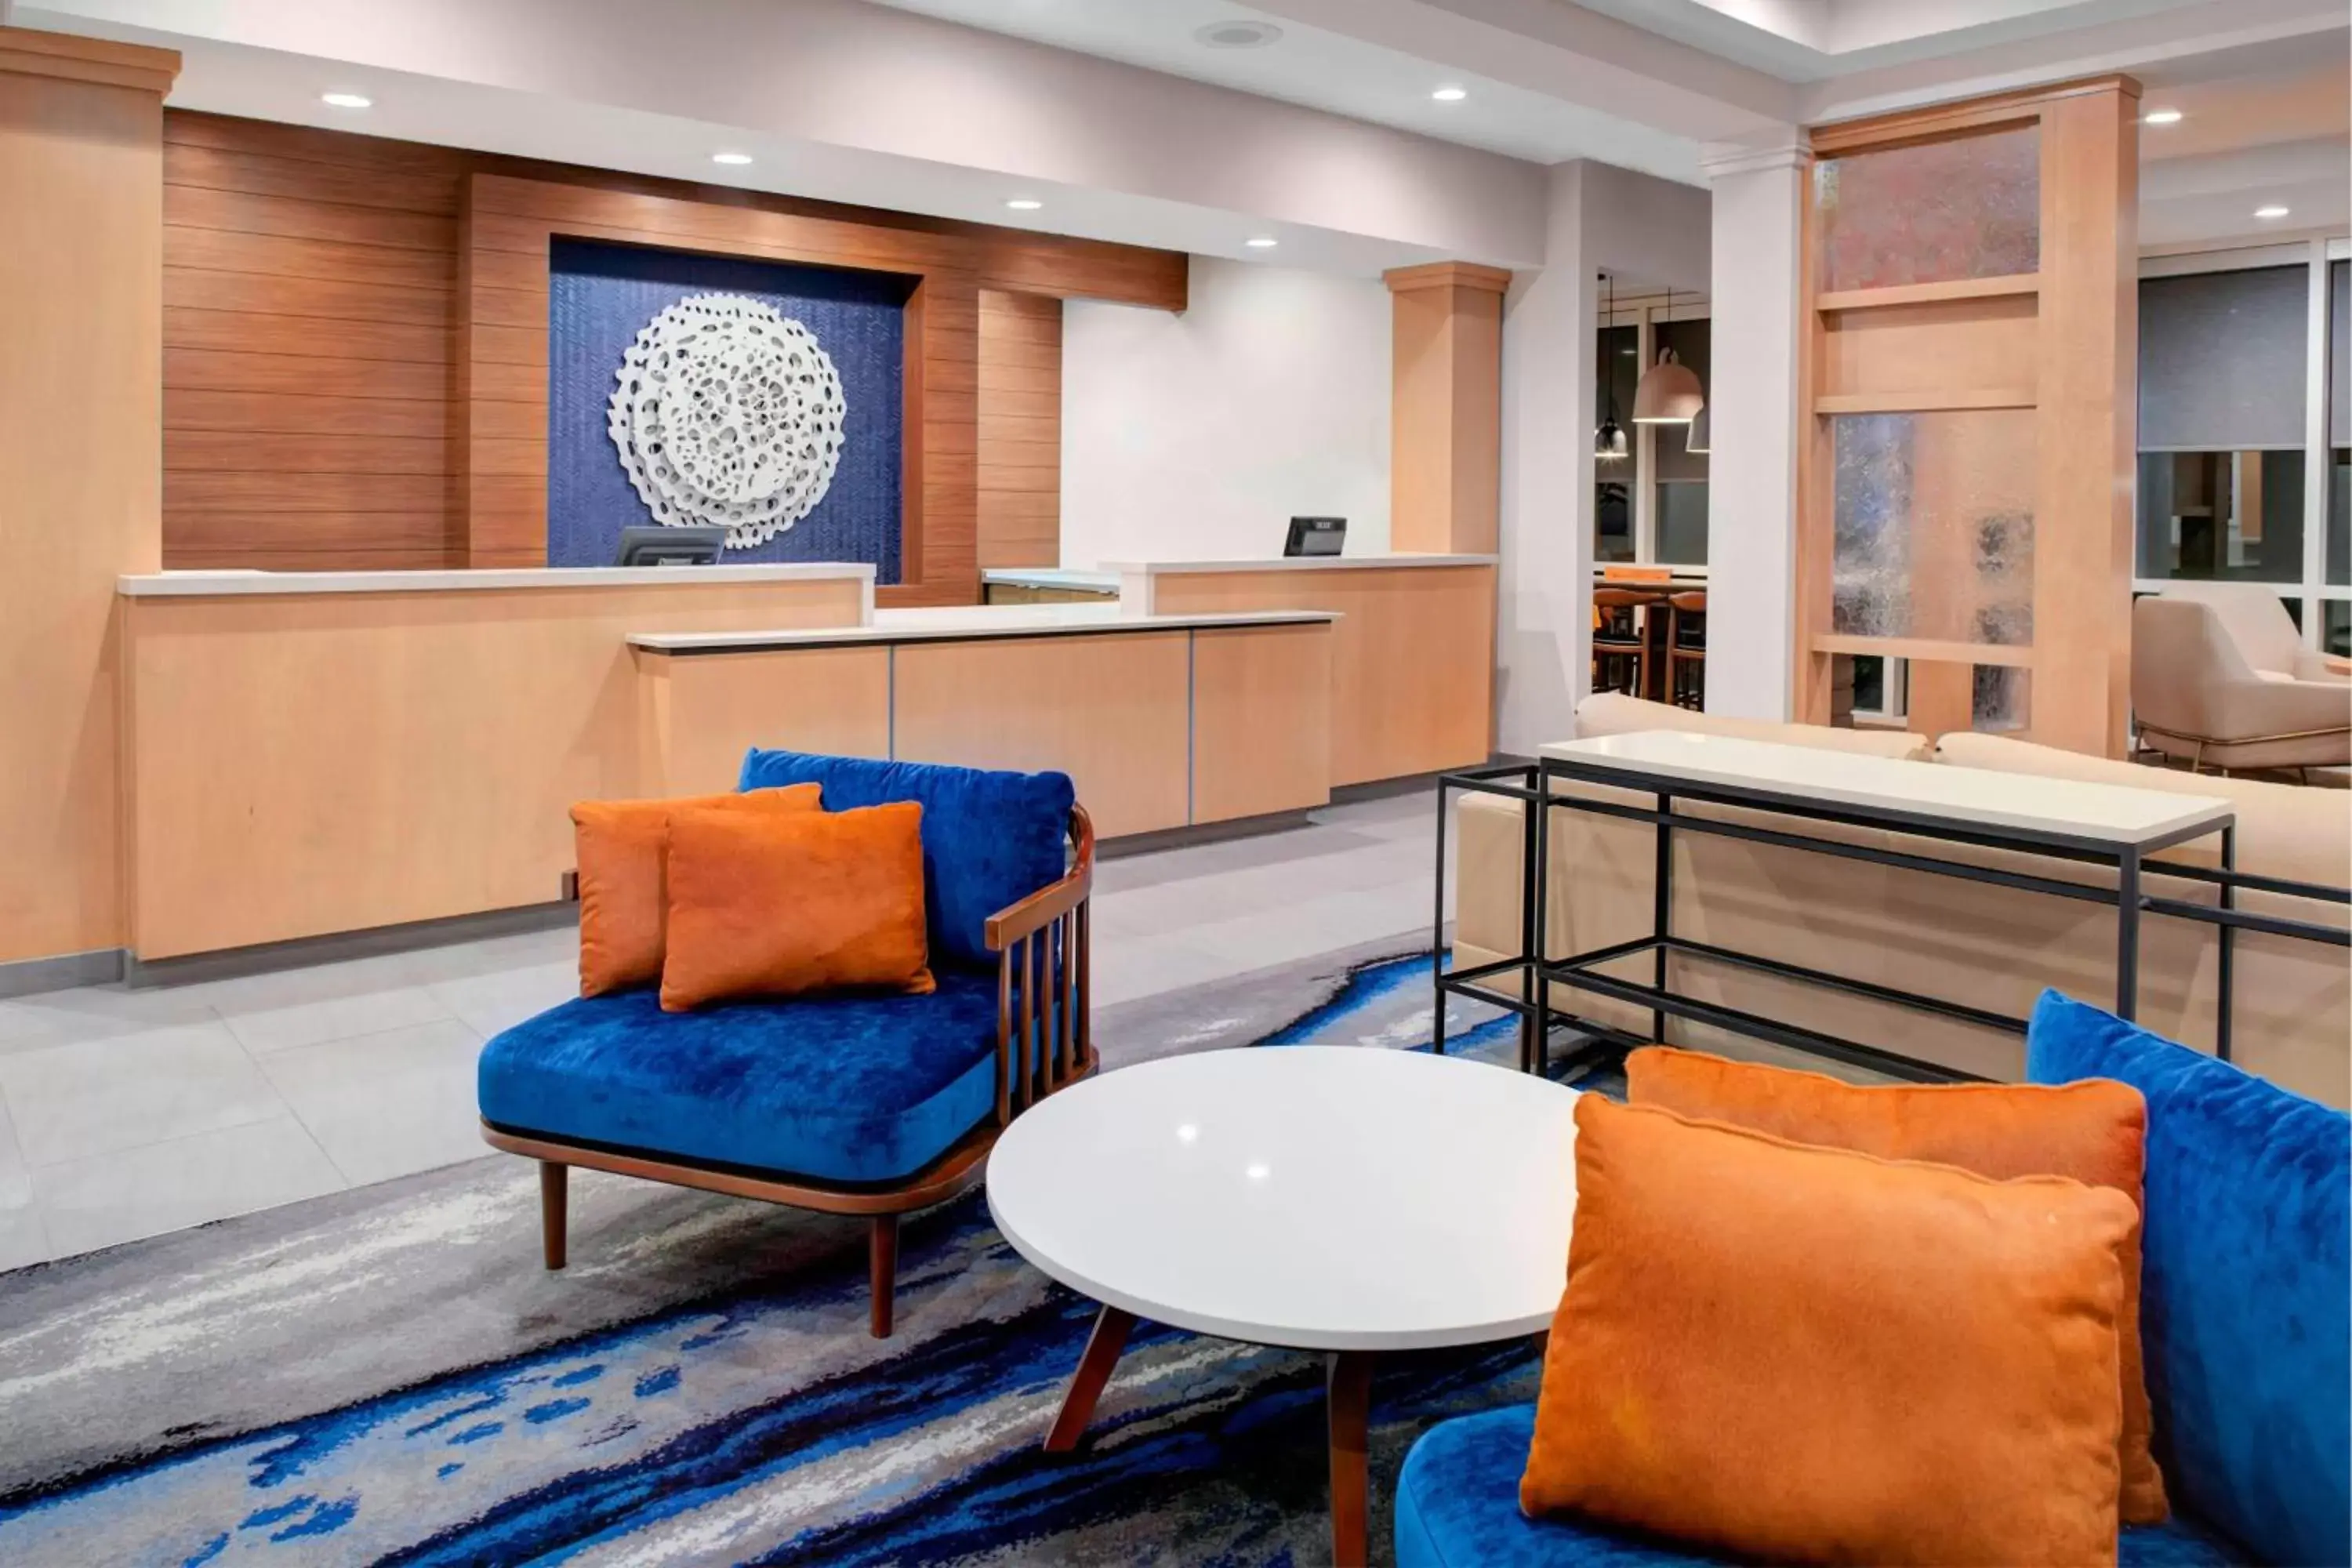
xmin=1327 ymin=1350 xmax=1374 ymax=1568
xmin=1044 ymin=1304 xmax=1137 ymax=1452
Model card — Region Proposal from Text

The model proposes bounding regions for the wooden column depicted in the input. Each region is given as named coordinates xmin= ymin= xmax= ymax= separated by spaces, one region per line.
xmin=0 ymin=30 xmax=178 ymax=967
xmin=1385 ymin=262 xmax=1509 ymax=555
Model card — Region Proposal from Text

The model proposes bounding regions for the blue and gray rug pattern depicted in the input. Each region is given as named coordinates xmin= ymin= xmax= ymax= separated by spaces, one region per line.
xmin=0 ymin=943 xmax=1613 ymax=1567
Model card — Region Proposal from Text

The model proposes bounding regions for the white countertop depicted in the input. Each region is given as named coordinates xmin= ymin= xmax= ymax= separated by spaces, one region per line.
xmin=978 ymin=568 xmax=1120 ymax=591
xmin=1542 ymin=731 xmax=2234 ymax=848
xmin=986 ymin=1047 xmax=1580 ymax=1352
xmin=630 ymin=602 xmax=1338 ymax=652
xmin=1104 ymin=554 xmax=1497 ymax=575
xmin=118 ymin=564 xmax=877 ymax=597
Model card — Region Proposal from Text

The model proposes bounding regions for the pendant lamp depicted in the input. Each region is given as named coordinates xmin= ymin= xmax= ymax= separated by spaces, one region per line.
xmin=1632 ymin=289 xmax=1704 ymax=425
xmin=1595 ymin=271 xmax=1628 ymax=461
xmin=1685 ymin=401 xmax=1711 ymax=454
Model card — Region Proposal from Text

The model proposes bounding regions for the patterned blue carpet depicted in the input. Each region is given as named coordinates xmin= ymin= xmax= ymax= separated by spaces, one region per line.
xmin=0 ymin=947 xmax=1617 ymax=1567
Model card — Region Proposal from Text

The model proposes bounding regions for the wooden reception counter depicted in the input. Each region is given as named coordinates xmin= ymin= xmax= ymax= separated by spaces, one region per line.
xmin=631 ymin=604 xmax=1336 ymax=840
xmin=1112 ymin=554 xmax=1497 ymax=785
xmin=116 ymin=554 xmax=1487 ymax=960
xmin=118 ymin=564 xmax=873 ymax=959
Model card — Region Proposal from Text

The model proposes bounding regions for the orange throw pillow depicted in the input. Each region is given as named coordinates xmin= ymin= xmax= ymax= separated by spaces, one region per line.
xmin=1523 ymin=1097 xmax=2136 ymax=1566
xmin=571 ymin=785 xmax=821 ymax=997
xmin=659 ymin=799 xmax=935 ymax=1011
xmin=1626 ymin=1046 xmax=2165 ymax=1523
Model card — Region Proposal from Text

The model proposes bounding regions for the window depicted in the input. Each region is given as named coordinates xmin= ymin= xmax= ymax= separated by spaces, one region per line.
xmin=1592 ymin=295 xmax=1709 ymax=572
xmin=1653 ymin=316 xmax=1710 ymax=565
xmin=1595 ymin=323 xmax=1637 ymax=564
xmin=2132 ymin=244 xmax=2350 ymax=655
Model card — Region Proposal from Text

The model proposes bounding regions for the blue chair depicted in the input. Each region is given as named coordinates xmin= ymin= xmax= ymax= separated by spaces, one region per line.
xmin=477 ymin=752 xmax=1094 ymax=1338
xmin=1393 ymin=993 xmax=2349 ymax=1567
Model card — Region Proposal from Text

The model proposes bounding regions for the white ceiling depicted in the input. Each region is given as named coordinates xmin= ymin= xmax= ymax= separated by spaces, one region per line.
xmin=870 ymin=0 xmax=1714 ymax=180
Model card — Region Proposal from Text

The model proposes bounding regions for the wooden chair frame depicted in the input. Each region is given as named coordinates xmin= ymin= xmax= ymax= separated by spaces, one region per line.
xmin=481 ymin=805 xmax=1097 ymax=1338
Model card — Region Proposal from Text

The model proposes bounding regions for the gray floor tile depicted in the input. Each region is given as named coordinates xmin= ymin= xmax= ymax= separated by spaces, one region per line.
xmin=260 ymin=1019 xmax=489 ymax=1187
xmin=34 ymin=1116 xmax=346 ymax=1259
xmin=0 ymin=1098 xmax=44 ymax=1270
xmin=218 ymin=982 xmax=458 ymax=1057
xmin=0 ymin=1022 xmax=288 ymax=1168
xmin=425 ymin=960 xmax=581 ymax=1040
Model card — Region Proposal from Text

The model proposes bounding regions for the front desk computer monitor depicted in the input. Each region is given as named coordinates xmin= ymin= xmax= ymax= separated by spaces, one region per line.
xmin=1283 ymin=517 xmax=1346 ymax=557
xmin=615 ymin=525 xmax=727 ymax=566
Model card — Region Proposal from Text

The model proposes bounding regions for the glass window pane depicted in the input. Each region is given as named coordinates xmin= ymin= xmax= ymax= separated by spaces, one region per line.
xmin=1815 ymin=125 xmax=2039 ymax=294
xmin=2331 ymin=445 xmax=2348 ymax=585
xmin=2135 ymin=450 xmax=2307 ymax=584
xmin=1653 ymin=318 xmax=1710 ymax=482
xmin=2139 ymin=267 xmax=2309 ymax=450
xmin=1831 ymin=410 xmax=2035 ymax=645
xmin=1595 ymin=323 xmax=1637 ymax=563
xmin=2325 ymin=601 xmax=2349 ymax=659
xmin=2330 ymin=259 xmax=2347 ymax=448
xmin=1657 ymin=481 xmax=1708 ymax=564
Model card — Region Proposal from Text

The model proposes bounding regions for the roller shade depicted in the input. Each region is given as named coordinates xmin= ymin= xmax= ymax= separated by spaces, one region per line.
xmin=2139 ymin=267 xmax=2308 ymax=451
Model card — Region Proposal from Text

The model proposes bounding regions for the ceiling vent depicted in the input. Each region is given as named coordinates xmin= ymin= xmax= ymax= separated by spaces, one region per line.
xmin=1193 ymin=20 xmax=1283 ymax=49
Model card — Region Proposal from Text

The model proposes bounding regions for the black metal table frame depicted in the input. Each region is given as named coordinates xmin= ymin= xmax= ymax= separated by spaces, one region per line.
xmin=1433 ymin=759 xmax=2351 ymax=1084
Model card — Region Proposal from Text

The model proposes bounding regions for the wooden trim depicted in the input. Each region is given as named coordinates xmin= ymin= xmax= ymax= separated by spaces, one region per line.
xmin=1817 ymin=274 xmax=2040 ymax=313
xmin=1813 ymin=388 xmax=2036 ymax=413
xmin=0 ymin=26 xmax=180 ymax=93
xmin=1382 ymin=260 xmax=1512 ymax=296
xmin=1808 ymin=74 xmax=2140 ymax=154
xmin=1810 ymin=633 xmax=2035 ymax=668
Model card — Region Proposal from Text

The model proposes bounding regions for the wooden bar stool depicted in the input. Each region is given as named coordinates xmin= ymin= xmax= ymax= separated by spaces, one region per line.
xmin=1592 ymin=589 xmax=1653 ymax=698
xmin=1665 ymin=590 xmax=1707 ymax=709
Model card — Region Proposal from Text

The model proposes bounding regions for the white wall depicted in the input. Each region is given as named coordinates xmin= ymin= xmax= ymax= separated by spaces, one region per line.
xmin=1059 ymin=256 xmax=1393 ymax=568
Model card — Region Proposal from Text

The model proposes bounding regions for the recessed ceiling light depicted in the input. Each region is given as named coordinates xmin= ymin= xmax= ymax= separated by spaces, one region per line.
xmin=320 ymin=91 xmax=372 ymax=110
xmin=710 ymin=151 xmax=753 ymax=166
xmin=1004 ymin=198 xmax=1043 ymax=211
xmin=1245 ymin=236 xmax=1279 ymax=249
xmin=1432 ymin=86 xmax=1468 ymax=102
xmin=2255 ymin=205 xmax=2292 ymax=220
xmin=2143 ymin=107 xmax=2183 ymax=125
xmin=1193 ymin=20 xmax=1282 ymax=49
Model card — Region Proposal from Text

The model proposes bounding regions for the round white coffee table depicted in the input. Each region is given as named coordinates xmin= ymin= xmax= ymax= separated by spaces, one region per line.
xmin=985 ymin=1046 xmax=1581 ymax=1566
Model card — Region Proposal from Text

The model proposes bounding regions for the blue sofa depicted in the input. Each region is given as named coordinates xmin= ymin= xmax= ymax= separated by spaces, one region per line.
xmin=1395 ymin=993 xmax=2350 ymax=1567
xmin=477 ymin=752 xmax=1091 ymax=1337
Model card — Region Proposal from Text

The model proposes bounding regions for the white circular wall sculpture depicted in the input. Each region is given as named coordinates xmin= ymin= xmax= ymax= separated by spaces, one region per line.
xmin=606 ymin=292 xmax=847 ymax=549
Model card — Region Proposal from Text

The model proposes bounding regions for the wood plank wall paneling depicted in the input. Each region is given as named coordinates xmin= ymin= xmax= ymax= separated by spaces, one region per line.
xmin=977 ymin=289 xmax=1062 ymax=568
xmin=160 ymin=111 xmax=1181 ymax=575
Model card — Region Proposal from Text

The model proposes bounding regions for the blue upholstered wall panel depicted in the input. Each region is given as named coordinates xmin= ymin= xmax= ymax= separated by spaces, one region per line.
xmin=546 ymin=238 xmax=909 ymax=580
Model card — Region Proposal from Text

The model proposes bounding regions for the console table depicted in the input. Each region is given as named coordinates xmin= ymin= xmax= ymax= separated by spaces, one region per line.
xmin=1435 ymin=731 xmax=2285 ymax=1083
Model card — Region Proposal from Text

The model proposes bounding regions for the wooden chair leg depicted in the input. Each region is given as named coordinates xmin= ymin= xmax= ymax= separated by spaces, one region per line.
xmin=869 ymin=1214 xmax=899 ymax=1338
xmin=539 ymin=1160 xmax=568 ymax=1271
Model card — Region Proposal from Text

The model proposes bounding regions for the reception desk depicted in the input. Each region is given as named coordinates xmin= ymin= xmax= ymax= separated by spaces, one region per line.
xmin=116 ymin=554 xmax=1486 ymax=960
xmin=633 ymin=604 xmax=1336 ymax=840
xmin=118 ymin=565 xmax=872 ymax=959
xmin=1112 ymin=554 xmax=1497 ymax=785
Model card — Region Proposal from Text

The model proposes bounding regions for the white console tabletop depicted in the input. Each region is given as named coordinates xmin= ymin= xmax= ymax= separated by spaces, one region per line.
xmin=118 ymin=564 xmax=877 ymax=598
xmin=1542 ymin=731 xmax=2234 ymax=848
xmin=978 ymin=568 xmax=1120 ymax=593
xmin=630 ymin=602 xmax=1336 ymax=652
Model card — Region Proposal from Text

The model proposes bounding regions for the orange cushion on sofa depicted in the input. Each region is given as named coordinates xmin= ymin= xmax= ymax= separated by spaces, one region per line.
xmin=659 ymin=799 xmax=935 ymax=1012
xmin=1522 ymin=1097 xmax=2136 ymax=1567
xmin=571 ymin=785 xmax=821 ymax=998
xmin=1626 ymin=1046 xmax=2166 ymax=1523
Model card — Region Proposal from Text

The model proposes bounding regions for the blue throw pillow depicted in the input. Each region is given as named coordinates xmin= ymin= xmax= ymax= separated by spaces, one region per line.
xmin=2027 ymin=989 xmax=2349 ymax=1568
xmin=737 ymin=750 xmax=1073 ymax=968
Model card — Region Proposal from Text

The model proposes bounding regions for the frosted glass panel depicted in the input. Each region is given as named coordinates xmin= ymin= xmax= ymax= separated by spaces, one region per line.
xmin=2139 ymin=268 xmax=2308 ymax=450
xmin=1815 ymin=126 xmax=2039 ymax=294
xmin=1973 ymin=666 xmax=2028 ymax=733
xmin=1832 ymin=411 xmax=2036 ymax=645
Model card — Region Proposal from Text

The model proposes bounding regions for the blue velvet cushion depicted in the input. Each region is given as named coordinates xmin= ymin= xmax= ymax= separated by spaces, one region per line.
xmin=2027 ymin=990 xmax=2350 ymax=1568
xmin=737 ymin=750 xmax=1073 ymax=968
xmin=477 ymin=966 xmax=1002 ymax=1185
xmin=1394 ymin=1405 xmax=2241 ymax=1568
